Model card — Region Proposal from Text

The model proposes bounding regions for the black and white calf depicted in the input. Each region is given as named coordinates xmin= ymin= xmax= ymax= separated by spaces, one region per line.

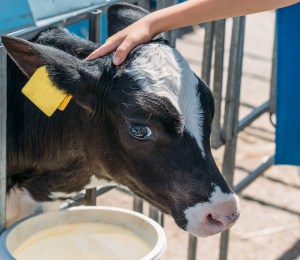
xmin=3 ymin=3 xmax=240 ymax=237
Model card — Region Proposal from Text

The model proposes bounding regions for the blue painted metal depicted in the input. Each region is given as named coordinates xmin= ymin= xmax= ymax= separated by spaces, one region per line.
xmin=0 ymin=0 xmax=109 ymax=36
xmin=29 ymin=0 xmax=107 ymax=21
xmin=0 ymin=0 xmax=34 ymax=35
xmin=68 ymin=14 xmax=108 ymax=44
xmin=68 ymin=20 xmax=90 ymax=40
xmin=275 ymin=3 xmax=300 ymax=165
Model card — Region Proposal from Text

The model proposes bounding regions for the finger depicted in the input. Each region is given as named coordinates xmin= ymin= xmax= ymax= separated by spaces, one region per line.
xmin=113 ymin=39 xmax=138 ymax=65
xmin=85 ymin=40 xmax=120 ymax=60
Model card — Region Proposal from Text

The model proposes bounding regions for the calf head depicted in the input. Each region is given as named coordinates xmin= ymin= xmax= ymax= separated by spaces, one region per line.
xmin=2 ymin=3 xmax=240 ymax=236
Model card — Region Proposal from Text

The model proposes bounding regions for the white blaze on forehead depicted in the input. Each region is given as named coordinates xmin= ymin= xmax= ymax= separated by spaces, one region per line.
xmin=126 ymin=44 xmax=205 ymax=157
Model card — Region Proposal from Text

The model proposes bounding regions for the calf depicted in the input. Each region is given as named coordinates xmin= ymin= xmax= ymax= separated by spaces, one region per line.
xmin=2 ymin=3 xmax=240 ymax=236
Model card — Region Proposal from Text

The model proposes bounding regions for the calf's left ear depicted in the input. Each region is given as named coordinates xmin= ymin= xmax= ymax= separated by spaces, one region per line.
xmin=2 ymin=36 xmax=109 ymax=112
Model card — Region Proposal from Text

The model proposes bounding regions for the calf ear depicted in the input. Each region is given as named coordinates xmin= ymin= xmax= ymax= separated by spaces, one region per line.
xmin=2 ymin=36 xmax=45 ymax=77
xmin=107 ymin=3 xmax=149 ymax=36
xmin=2 ymin=36 xmax=109 ymax=112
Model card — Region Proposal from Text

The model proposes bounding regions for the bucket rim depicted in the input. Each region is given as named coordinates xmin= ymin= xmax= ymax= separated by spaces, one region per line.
xmin=0 ymin=206 xmax=167 ymax=260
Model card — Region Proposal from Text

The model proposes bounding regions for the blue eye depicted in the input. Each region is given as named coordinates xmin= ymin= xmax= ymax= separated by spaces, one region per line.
xmin=129 ymin=124 xmax=152 ymax=140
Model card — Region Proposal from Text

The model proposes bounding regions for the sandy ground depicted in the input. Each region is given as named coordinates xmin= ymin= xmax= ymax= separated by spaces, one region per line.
xmin=97 ymin=11 xmax=300 ymax=260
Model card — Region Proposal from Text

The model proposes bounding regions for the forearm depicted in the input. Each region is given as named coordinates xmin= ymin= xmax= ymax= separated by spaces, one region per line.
xmin=146 ymin=0 xmax=300 ymax=35
xmin=86 ymin=0 xmax=299 ymax=62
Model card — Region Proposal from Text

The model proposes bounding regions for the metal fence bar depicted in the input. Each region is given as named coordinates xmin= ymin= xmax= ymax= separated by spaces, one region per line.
xmin=238 ymin=101 xmax=270 ymax=133
xmin=188 ymin=235 xmax=197 ymax=260
xmin=0 ymin=47 xmax=7 ymax=235
xmin=219 ymin=16 xmax=246 ymax=260
xmin=187 ymin=20 xmax=217 ymax=260
xmin=62 ymin=186 xmax=116 ymax=209
xmin=211 ymin=19 xmax=226 ymax=149
xmin=149 ymin=205 xmax=159 ymax=222
xmin=85 ymin=189 xmax=97 ymax=205
xmin=222 ymin=17 xmax=246 ymax=144
xmin=137 ymin=0 xmax=150 ymax=11
xmin=270 ymin=33 xmax=276 ymax=117
xmin=156 ymin=0 xmax=177 ymax=47
xmin=6 ymin=11 xmax=98 ymax=41
xmin=133 ymin=196 xmax=144 ymax=213
xmin=202 ymin=22 xmax=216 ymax=86
xmin=89 ymin=10 xmax=102 ymax=43
xmin=234 ymin=155 xmax=274 ymax=194
xmin=84 ymin=9 xmax=103 ymax=206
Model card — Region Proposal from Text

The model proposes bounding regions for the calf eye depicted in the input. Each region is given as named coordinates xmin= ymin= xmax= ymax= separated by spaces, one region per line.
xmin=129 ymin=124 xmax=152 ymax=140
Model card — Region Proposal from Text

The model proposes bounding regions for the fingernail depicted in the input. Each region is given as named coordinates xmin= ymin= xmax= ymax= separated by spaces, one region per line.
xmin=113 ymin=55 xmax=121 ymax=65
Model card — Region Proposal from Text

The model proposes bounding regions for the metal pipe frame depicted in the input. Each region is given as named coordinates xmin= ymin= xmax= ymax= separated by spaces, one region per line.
xmin=238 ymin=101 xmax=270 ymax=133
xmin=211 ymin=20 xmax=226 ymax=149
xmin=202 ymin=21 xmax=216 ymax=86
xmin=0 ymin=47 xmax=7 ymax=235
xmin=156 ymin=0 xmax=177 ymax=47
xmin=219 ymin=16 xmax=246 ymax=260
xmin=85 ymin=9 xmax=102 ymax=206
xmin=133 ymin=196 xmax=144 ymax=213
xmin=234 ymin=155 xmax=274 ymax=194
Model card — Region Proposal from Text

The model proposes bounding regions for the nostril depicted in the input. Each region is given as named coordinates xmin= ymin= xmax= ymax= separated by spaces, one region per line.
xmin=206 ymin=214 xmax=224 ymax=227
xmin=209 ymin=211 xmax=240 ymax=228
xmin=227 ymin=212 xmax=240 ymax=223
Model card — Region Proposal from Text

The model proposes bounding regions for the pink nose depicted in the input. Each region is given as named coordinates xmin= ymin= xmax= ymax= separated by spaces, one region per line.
xmin=202 ymin=199 xmax=240 ymax=236
xmin=185 ymin=192 xmax=240 ymax=237
xmin=208 ymin=205 xmax=240 ymax=229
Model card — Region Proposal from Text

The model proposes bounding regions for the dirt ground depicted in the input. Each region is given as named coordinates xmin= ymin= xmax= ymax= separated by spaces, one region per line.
xmin=97 ymin=11 xmax=300 ymax=260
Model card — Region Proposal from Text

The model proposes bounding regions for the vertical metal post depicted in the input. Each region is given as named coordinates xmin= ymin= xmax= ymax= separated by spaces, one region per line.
xmin=85 ymin=188 xmax=97 ymax=205
xmin=156 ymin=0 xmax=177 ymax=47
xmin=85 ymin=9 xmax=102 ymax=206
xmin=133 ymin=196 xmax=144 ymax=213
xmin=186 ymin=20 xmax=218 ymax=260
xmin=149 ymin=205 xmax=159 ymax=222
xmin=137 ymin=0 xmax=150 ymax=11
xmin=202 ymin=21 xmax=216 ymax=86
xmin=211 ymin=20 xmax=226 ymax=149
xmin=0 ymin=47 xmax=7 ymax=235
xmin=270 ymin=33 xmax=276 ymax=116
xmin=222 ymin=17 xmax=246 ymax=144
xmin=156 ymin=0 xmax=164 ymax=10
xmin=89 ymin=10 xmax=102 ymax=43
xmin=219 ymin=16 xmax=246 ymax=260
xmin=149 ymin=205 xmax=165 ymax=226
xmin=188 ymin=235 xmax=197 ymax=260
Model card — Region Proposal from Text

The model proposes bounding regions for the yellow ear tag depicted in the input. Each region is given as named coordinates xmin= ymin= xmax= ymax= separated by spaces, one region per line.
xmin=21 ymin=66 xmax=72 ymax=117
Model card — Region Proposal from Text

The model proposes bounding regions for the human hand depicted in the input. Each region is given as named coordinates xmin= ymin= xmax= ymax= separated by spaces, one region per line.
xmin=86 ymin=19 xmax=155 ymax=65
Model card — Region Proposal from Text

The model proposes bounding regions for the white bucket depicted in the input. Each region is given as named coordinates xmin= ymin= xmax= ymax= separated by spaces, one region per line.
xmin=0 ymin=206 xmax=166 ymax=260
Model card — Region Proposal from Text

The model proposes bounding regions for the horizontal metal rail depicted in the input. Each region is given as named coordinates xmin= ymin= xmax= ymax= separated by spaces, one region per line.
xmin=61 ymin=186 xmax=117 ymax=209
xmin=238 ymin=101 xmax=270 ymax=133
xmin=234 ymin=155 xmax=275 ymax=194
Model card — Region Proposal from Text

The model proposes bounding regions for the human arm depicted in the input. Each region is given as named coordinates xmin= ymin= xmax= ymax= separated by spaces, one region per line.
xmin=86 ymin=0 xmax=300 ymax=64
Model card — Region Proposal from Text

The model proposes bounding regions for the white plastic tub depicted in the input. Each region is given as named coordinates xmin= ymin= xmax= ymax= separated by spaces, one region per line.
xmin=0 ymin=206 xmax=166 ymax=260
